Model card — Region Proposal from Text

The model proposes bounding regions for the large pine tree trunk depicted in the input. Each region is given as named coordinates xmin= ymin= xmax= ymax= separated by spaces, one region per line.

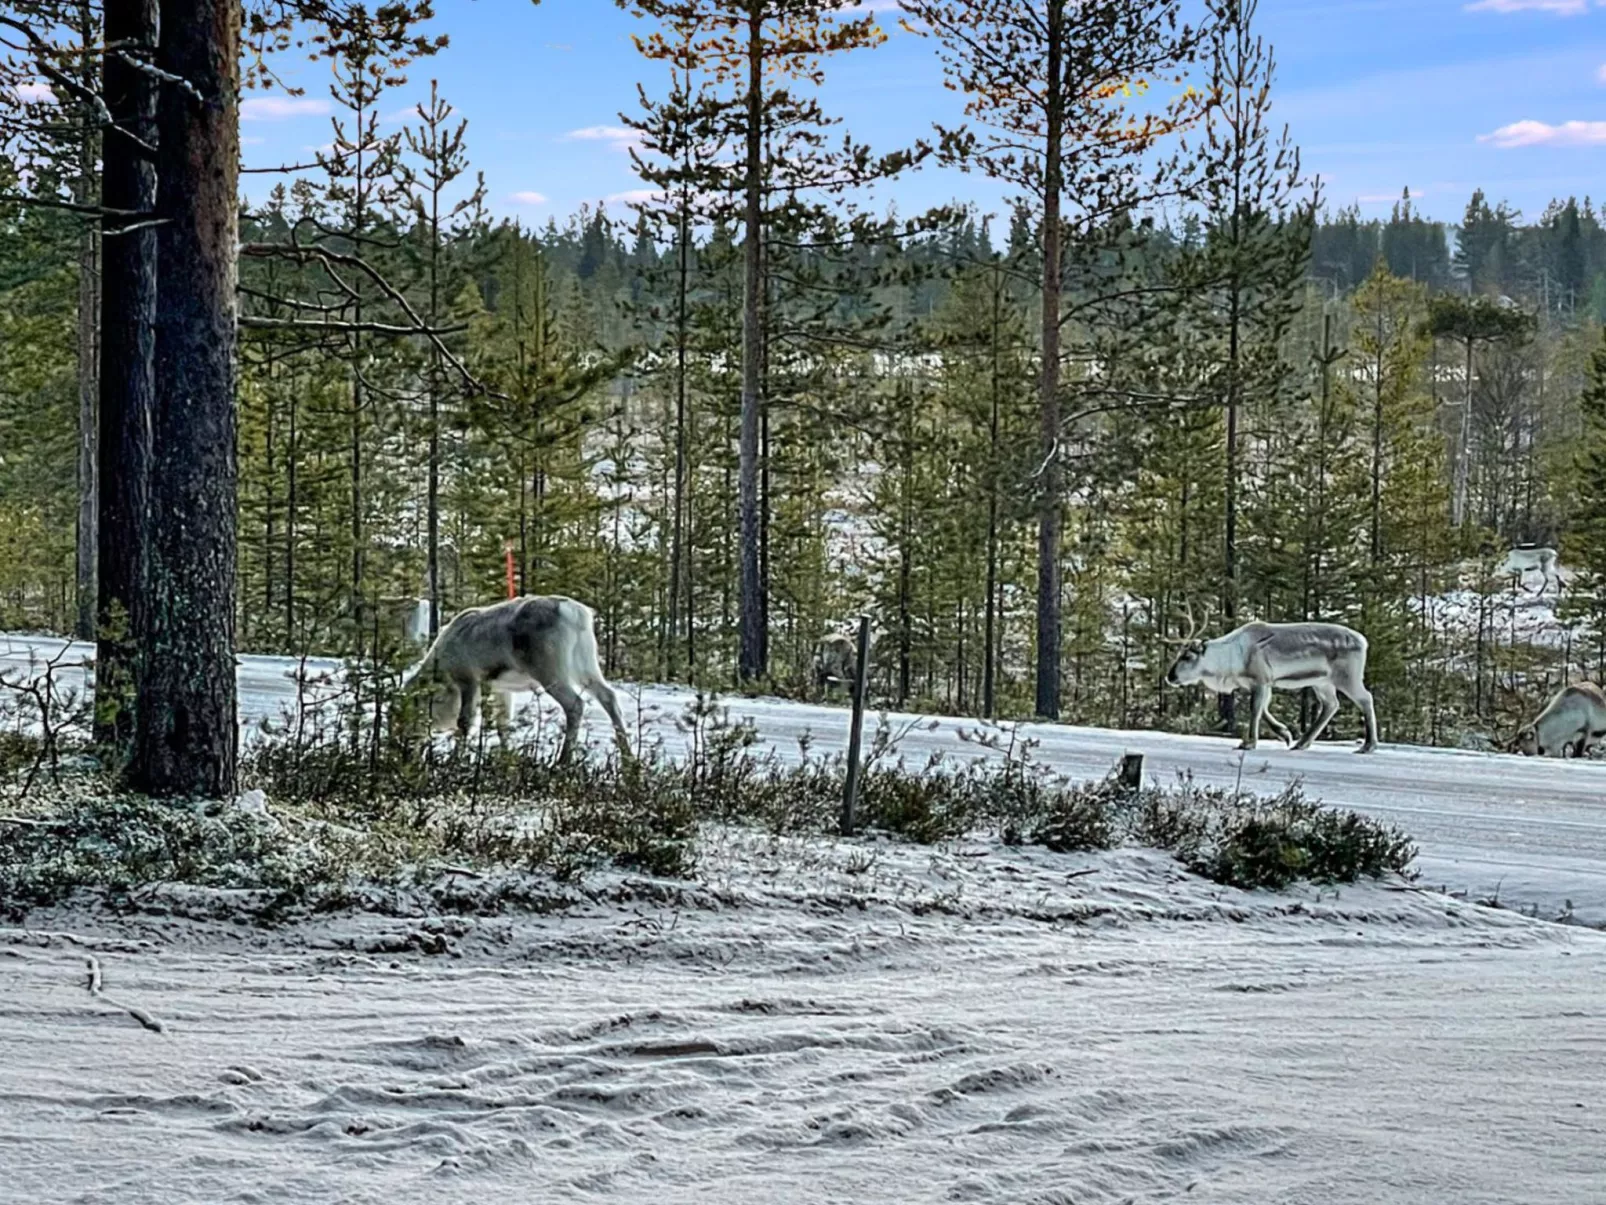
xmin=737 ymin=3 xmax=765 ymax=682
xmin=1034 ymin=0 xmax=1064 ymax=721
xmin=129 ymin=0 xmax=240 ymax=798
xmin=95 ymin=0 xmax=158 ymax=749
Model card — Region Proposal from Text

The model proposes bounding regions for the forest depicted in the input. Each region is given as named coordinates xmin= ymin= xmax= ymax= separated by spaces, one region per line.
xmin=4 ymin=0 xmax=1606 ymax=798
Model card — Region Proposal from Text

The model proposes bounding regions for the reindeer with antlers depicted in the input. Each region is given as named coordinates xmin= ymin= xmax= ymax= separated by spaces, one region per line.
xmin=1161 ymin=603 xmax=1380 ymax=754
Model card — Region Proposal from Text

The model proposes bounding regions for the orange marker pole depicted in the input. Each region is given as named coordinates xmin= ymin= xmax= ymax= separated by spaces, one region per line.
xmin=504 ymin=540 xmax=516 ymax=599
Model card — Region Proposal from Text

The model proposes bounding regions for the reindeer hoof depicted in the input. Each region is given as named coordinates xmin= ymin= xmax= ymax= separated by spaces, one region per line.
xmin=1236 ymin=740 xmax=1256 ymax=751
xmin=1356 ymin=742 xmax=1377 ymax=754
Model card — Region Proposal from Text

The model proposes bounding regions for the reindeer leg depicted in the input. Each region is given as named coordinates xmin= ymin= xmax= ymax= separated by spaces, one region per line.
xmin=1239 ymin=684 xmax=1271 ymax=750
xmin=545 ymin=681 xmax=585 ymax=765
xmin=1294 ymin=684 xmax=1340 ymax=750
xmin=493 ymin=690 xmax=516 ymax=751
xmin=1338 ymin=676 xmax=1379 ymax=754
xmin=454 ymin=675 xmax=480 ymax=742
xmin=585 ymin=675 xmax=634 ymax=761
xmin=1260 ymin=700 xmax=1296 ymax=747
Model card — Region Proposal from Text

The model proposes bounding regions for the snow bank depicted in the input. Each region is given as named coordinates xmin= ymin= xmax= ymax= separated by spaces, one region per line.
xmin=2 ymin=830 xmax=1602 ymax=1203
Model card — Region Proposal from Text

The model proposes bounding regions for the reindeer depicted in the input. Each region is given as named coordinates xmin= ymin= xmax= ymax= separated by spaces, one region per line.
xmin=402 ymin=595 xmax=631 ymax=764
xmin=1510 ymin=681 xmax=1606 ymax=758
xmin=813 ymin=632 xmax=860 ymax=694
xmin=1162 ymin=603 xmax=1379 ymax=754
xmin=1497 ymin=546 xmax=1561 ymax=595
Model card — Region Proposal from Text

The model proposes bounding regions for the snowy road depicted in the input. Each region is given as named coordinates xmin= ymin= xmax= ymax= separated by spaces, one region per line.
xmin=4 ymin=632 xmax=1605 ymax=924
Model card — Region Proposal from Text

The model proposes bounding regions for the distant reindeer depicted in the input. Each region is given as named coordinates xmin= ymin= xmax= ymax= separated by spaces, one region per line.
xmin=1162 ymin=603 xmax=1379 ymax=754
xmin=1497 ymin=546 xmax=1561 ymax=595
xmin=813 ymin=632 xmax=860 ymax=694
xmin=402 ymin=595 xmax=630 ymax=763
xmin=1511 ymin=681 xmax=1606 ymax=758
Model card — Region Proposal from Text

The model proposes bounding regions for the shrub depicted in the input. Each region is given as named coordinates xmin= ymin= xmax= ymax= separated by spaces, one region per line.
xmin=0 ymin=788 xmax=386 ymax=917
xmin=0 ymin=675 xmax=1416 ymax=919
xmin=1136 ymin=776 xmax=1417 ymax=890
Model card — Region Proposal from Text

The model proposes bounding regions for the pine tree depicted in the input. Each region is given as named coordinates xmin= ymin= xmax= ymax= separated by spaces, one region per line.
xmin=622 ymin=0 xmax=922 ymax=684
xmin=1562 ymin=328 xmax=1606 ymax=678
xmin=903 ymin=0 xmax=1204 ymax=719
xmin=129 ymin=0 xmax=241 ymax=798
xmin=1176 ymin=0 xmax=1313 ymax=732
xmin=1427 ymin=293 xmax=1534 ymax=527
xmin=1381 ymin=188 xmax=1450 ymax=289
xmin=402 ymin=79 xmax=487 ymax=637
xmin=1454 ymin=190 xmax=1515 ymax=295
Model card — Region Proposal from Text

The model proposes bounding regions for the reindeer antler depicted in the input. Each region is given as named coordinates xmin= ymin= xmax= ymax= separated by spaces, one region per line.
xmin=1159 ymin=599 xmax=1213 ymax=646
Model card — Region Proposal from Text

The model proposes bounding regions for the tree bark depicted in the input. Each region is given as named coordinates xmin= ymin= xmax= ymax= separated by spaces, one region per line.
xmin=667 ymin=210 xmax=690 ymax=678
xmin=73 ymin=0 xmax=100 ymax=642
xmin=737 ymin=0 xmax=765 ymax=682
xmin=129 ymin=0 xmax=240 ymax=797
xmin=1034 ymin=0 xmax=1064 ymax=721
xmin=1220 ymin=265 xmax=1240 ymax=734
xmin=95 ymin=0 xmax=158 ymax=749
xmin=1369 ymin=302 xmax=1384 ymax=565
xmin=1453 ymin=336 xmax=1473 ymax=528
xmin=983 ymin=258 xmax=1002 ymax=719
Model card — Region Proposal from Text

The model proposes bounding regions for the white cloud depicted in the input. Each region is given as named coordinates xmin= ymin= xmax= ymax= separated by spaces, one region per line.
xmin=604 ymin=189 xmax=663 ymax=206
xmin=1478 ymin=118 xmax=1606 ymax=147
xmin=566 ymin=125 xmax=643 ymax=152
xmin=1596 ymin=63 xmax=1606 ymax=83
xmin=380 ymin=103 xmax=432 ymax=126
xmin=241 ymin=96 xmax=331 ymax=122
xmin=1465 ymin=0 xmax=1592 ymax=12
xmin=511 ymin=191 xmax=548 ymax=205
xmin=11 ymin=82 xmax=54 ymax=103
xmin=1356 ymin=190 xmax=1426 ymax=204
xmin=241 ymin=136 xmax=265 ymax=146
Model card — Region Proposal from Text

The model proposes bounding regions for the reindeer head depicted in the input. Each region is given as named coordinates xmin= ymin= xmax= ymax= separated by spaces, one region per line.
xmin=397 ymin=659 xmax=464 ymax=736
xmin=1510 ymin=723 xmax=1541 ymax=756
xmin=1161 ymin=601 xmax=1214 ymax=687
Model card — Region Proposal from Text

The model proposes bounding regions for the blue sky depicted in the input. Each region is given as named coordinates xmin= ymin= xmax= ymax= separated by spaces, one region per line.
xmin=238 ymin=0 xmax=1606 ymax=228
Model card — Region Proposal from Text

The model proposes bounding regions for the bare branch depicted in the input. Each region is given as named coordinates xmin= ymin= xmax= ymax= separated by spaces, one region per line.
xmin=239 ymin=316 xmax=469 ymax=338
xmin=240 ymin=240 xmax=495 ymax=396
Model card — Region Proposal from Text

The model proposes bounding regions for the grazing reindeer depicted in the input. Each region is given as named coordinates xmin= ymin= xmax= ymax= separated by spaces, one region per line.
xmin=1163 ymin=603 xmax=1379 ymax=754
xmin=1497 ymin=546 xmax=1561 ymax=595
xmin=813 ymin=632 xmax=860 ymax=694
xmin=1511 ymin=682 xmax=1606 ymax=758
xmin=403 ymin=595 xmax=631 ymax=764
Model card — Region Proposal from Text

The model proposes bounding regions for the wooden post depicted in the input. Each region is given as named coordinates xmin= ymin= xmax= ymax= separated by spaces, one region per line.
xmin=1117 ymin=751 xmax=1144 ymax=793
xmin=840 ymin=614 xmax=873 ymax=836
xmin=504 ymin=540 xmax=516 ymax=600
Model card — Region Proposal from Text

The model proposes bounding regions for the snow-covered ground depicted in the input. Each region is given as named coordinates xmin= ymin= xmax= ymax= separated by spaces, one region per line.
xmin=3 ymin=835 xmax=1604 ymax=1204
xmin=5 ymin=635 xmax=1606 ymax=1202
xmin=6 ymin=632 xmax=1606 ymax=926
